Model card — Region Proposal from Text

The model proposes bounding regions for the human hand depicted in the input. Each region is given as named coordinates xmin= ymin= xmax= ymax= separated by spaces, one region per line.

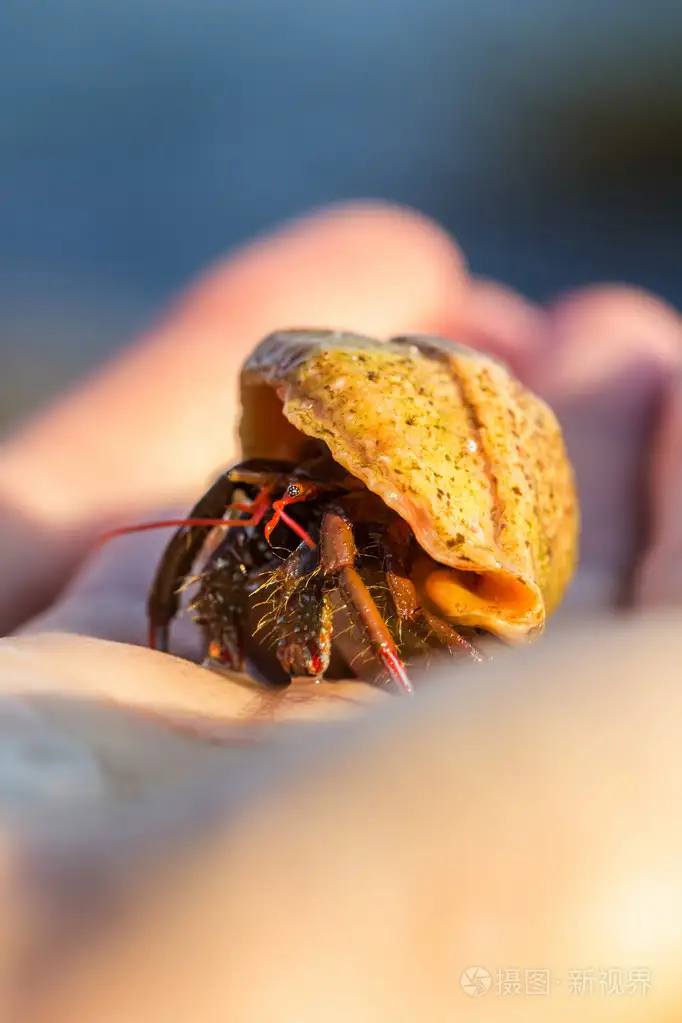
xmin=2 ymin=202 xmax=680 ymax=644
xmin=1 ymin=202 xmax=682 ymax=1021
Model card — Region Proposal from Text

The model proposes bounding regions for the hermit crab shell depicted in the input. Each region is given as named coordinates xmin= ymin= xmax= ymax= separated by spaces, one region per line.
xmin=239 ymin=330 xmax=579 ymax=642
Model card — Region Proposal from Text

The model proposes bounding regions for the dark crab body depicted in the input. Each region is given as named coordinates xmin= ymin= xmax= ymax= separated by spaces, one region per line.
xmin=144 ymin=330 xmax=579 ymax=694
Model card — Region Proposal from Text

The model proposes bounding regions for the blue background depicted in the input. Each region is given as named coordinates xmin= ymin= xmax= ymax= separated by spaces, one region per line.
xmin=1 ymin=0 xmax=681 ymax=424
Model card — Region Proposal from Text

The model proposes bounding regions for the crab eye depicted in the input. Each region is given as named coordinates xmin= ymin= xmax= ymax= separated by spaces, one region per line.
xmin=287 ymin=484 xmax=301 ymax=498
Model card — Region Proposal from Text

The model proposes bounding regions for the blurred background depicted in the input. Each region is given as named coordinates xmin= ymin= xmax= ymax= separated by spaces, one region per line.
xmin=1 ymin=0 xmax=681 ymax=431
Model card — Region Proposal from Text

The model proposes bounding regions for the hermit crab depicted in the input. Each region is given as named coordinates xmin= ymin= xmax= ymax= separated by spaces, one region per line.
xmin=108 ymin=330 xmax=578 ymax=694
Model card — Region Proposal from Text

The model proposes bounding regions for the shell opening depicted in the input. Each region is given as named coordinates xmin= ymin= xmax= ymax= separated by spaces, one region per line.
xmin=411 ymin=552 xmax=544 ymax=641
xmin=240 ymin=384 xmax=321 ymax=463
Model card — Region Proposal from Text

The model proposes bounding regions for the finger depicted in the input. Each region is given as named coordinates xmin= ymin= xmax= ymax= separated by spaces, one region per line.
xmin=454 ymin=276 xmax=549 ymax=369
xmin=6 ymin=612 xmax=682 ymax=1020
xmin=635 ymin=367 xmax=682 ymax=606
xmin=0 ymin=201 xmax=467 ymax=633
xmin=526 ymin=285 xmax=682 ymax=613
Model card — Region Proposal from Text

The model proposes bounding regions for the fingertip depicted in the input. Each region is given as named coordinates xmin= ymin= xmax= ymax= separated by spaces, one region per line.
xmin=173 ymin=198 xmax=468 ymax=338
xmin=530 ymin=283 xmax=682 ymax=402
xmin=277 ymin=198 xmax=468 ymax=282
xmin=549 ymin=283 xmax=682 ymax=363
xmin=552 ymin=281 xmax=680 ymax=319
xmin=454 ymin=276 xmax=548 ymax=372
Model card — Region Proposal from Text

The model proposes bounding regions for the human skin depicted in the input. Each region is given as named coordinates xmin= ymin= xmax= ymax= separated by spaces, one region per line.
xmin=0 ymin=202 xmax=681 ymax=1020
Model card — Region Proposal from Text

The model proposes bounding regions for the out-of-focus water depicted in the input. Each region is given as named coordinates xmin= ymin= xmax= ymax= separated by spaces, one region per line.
xmin=1 ymin=0 xmax=681 ymax=423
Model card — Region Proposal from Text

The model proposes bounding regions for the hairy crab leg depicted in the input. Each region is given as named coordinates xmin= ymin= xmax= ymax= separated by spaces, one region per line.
xmin=265 ymin=542 xmax=334 ymax=678
xmin=383 ymin=520 xmax=485 ymax=663
xmin=192 ymin=529 xmax=271 ymax=672
xmin=320 ymin=508 xmax=414 ymax=695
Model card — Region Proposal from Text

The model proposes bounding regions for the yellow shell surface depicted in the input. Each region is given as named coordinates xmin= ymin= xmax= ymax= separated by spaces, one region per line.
xmin=239 ymin=330 xmax=579 ymax=641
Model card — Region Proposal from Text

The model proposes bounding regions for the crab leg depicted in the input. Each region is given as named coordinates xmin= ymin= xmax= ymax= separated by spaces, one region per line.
xmin=383 ymin=520 xmax=485 ymax=663
xmin=269 ymin=543 xmax=334 ymax=678
xmin=193 ymin=531 xmax=254 ymax=671
xmin=145 ymin=471 xmax=236 ymax=651
xmin=146 ymin=469 xmax=275 ymax=651
xmin=320 ymin=508 xmax=414 ymax=695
